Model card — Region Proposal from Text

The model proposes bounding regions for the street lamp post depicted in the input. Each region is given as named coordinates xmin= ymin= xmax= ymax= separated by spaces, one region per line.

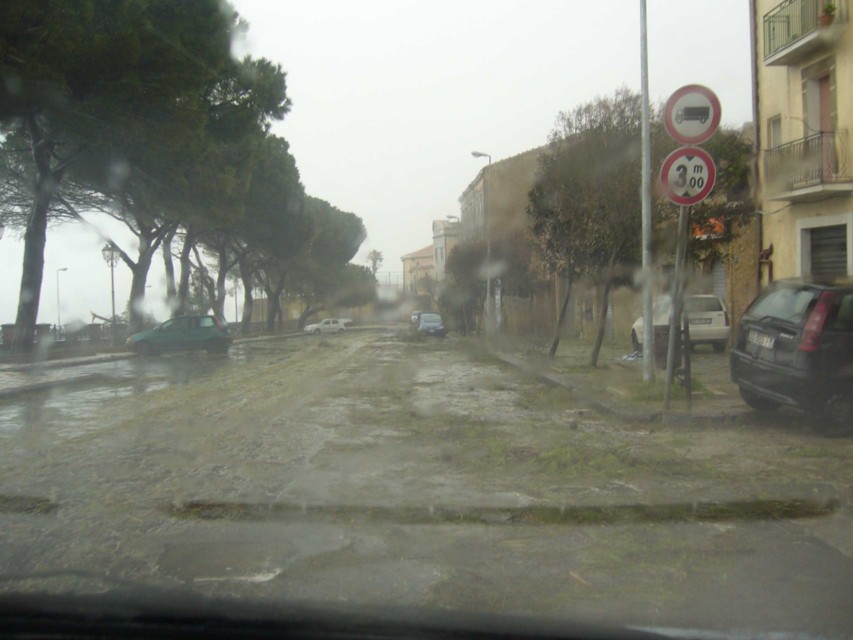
xmin=471 ymin=151 xmax=492 ymax=334
xmin=102 ymin=244 xmax=119 ymax=346
xmin=56 ymin=267 xmax=68 ymax=338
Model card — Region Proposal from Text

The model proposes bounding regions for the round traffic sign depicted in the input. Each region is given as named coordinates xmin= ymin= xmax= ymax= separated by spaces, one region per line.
xmin=659 ymin=146 xmax=716 ymax=206
xmin=663 ymin=85 xmax=721 ymax=145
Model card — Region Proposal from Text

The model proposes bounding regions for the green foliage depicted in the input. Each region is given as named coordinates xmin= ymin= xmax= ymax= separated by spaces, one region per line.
xmin=440 ymin=241 xmax=487 ymax=334
xmin=675 ymin=128 xmax=755 ymax=261
xmin=529 ymin=88 xmax=672 ymax=280
xmin=1 ymin=0 xmax=370 ymax=340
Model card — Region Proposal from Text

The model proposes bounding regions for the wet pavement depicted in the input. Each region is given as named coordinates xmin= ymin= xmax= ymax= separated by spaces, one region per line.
xmin=0 ymin=332 xmax=851 ymax=636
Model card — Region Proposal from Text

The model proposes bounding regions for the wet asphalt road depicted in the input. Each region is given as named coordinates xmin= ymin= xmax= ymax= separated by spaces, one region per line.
xmin=0 ymin=337 xmax=309 ymax=438
xmin=0 ymin=332 xmax=851 ymax=637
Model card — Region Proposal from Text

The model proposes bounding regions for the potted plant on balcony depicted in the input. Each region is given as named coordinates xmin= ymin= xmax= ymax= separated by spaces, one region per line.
xmin=820 ymin=2 xmax=836 ymax=26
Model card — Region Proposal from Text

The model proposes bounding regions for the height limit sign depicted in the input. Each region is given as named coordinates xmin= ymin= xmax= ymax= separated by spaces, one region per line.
xmin=659 ymin=146 xmax=716 ymax=206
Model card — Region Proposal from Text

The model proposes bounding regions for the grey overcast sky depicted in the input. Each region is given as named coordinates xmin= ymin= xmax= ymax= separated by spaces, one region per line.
xmin=0 ymin=0 xmax=753 ymax=327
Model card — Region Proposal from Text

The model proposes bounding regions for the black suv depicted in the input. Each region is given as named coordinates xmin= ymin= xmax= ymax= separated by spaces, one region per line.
xmin=730 ymin=279 xmax=852 ymax=432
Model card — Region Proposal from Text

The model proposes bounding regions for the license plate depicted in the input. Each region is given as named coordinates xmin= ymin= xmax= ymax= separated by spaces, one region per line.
xmin=689 ymin=318 xmax=712 ymax=325
xmin=748 ymin=331 xmax=775 ymax=349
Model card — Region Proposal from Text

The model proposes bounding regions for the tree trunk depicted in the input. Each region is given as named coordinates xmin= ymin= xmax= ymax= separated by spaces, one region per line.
xmin=212 ymin=245 xmax=228 ymax=320
xmin=13 ymin=174 xmax=52 ymax=353
xmin=548 ymin=275 xmax=573 ymax=358
xmin=264 ymin=282 xmax=284 ymax=332
xmin=239 ymin=256 xmax=254 ymax=334
xmin=589 ymin=278 xmax=613 ymax=368
xmin=175 ymin=229 xmax=195 ymax=317
xmin=162 ymin=229 xmax=177 ymax=314
xmin=12 ymin=119 xmax=66 ymax=353
xmin=127 ymin=248 xmax=155 ymax=334
xmin=297 ymin=304 xmax=322 ymax=330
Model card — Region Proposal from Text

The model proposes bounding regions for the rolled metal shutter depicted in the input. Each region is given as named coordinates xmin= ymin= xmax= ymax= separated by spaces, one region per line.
xmin=711 ymin=260 xmax=727 ymax=304
xmin=810 ymin=225 xmax=847 ymax=278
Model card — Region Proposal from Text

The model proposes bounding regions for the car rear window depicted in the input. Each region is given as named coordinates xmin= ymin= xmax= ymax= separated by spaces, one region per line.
xmin=420 ymin=314 xmax=441 ymax=322
xmin=687 ymin=297 xmax=723 ymax=312
xmin=829 ymin=292 xmax=853 ymax=332
xmin=746 ymin=286 xmax=819 ymax=324
xmin=200 ymin=317 xmax=215 ymax=327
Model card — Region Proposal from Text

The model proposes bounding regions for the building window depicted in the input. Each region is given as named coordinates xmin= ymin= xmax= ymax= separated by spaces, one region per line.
xmin=796 ymin=213 xmax=853 ymax=278
xmin=768 ymin=115 xmax=782 ymax=148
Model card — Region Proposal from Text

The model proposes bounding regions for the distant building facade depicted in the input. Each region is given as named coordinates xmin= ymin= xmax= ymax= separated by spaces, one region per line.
xmin=401 ymin=245 xmax=435 ymax=295
xmin=432 ymin=219 xmax=460 ymax=281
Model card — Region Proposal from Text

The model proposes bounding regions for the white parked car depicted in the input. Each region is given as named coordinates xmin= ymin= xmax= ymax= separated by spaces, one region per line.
xmin=304 ymin=318 xmax=346 ymax=335
xmin=631 ymin=294 xmax=730 ymax=353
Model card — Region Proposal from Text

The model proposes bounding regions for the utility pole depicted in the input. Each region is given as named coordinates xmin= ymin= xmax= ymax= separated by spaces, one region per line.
xmin=640 ymin=0 xmax=655 ymax=381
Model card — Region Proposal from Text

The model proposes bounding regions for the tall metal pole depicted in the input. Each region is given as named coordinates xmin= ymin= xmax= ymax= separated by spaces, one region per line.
xmin=56 ymin=267 xmax=67 ymax=336
xmin=472 ymin=151 xmax=493 ymax=335
xmin=640 ymin=0 xmax=655 ymax=382
xmin=484 ymin=156 xmax=492 ymax=335
xmin=110 ymin=254 xmax=117 ymax=346
xmin=234 ymin=280 xmax=239 ymax=324
xmin=664 ymin=205 xmax=689 ymax=410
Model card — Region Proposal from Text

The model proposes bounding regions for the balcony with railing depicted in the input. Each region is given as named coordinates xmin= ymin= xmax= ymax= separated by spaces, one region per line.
xmin=764 ymin=130 xmax=853 ymax=201
xmin=763 ymin=0 xmax=846 ymax=65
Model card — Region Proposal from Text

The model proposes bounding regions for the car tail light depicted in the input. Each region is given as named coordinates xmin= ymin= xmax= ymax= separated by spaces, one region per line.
xmin=798 ymin=291 xmax=835 ymax=352
xmin=724 ymin=310 xmax=729 ymax=326
xmin=213 ymin=317 xmax=226 ymax=331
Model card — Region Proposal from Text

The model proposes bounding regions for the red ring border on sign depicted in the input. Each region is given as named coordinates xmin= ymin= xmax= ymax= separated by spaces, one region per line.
xmin=659 ymin=146 xmax=716 ymax=206
xmin=663 ymin=84 xmax=722 ymax=145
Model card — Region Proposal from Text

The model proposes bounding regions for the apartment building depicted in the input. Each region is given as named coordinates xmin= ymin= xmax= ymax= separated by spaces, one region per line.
xmin=754 ymin=0 xmax=853 ymax=281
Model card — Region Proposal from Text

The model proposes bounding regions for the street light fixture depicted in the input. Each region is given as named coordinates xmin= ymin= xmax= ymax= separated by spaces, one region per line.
xmin=471 ymin=151 xmax=492 ymax=334
xmin=56 ymin=267 xmax=68 ymax=337
xmin=102 ymin=244 xmax=119 ymax=345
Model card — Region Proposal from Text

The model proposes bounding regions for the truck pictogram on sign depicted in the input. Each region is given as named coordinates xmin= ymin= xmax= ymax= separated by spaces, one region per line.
xmin=663 ymin=85 xmax=721 ymax=145
xmin=675 ymin=106 xmax=711 ymax=124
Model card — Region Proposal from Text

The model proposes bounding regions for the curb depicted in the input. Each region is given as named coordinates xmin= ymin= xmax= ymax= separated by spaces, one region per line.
xmin=0 ymin=373 xmax=112 ymax=400
xmin=0 ymin=353 xmax=133 ymax=373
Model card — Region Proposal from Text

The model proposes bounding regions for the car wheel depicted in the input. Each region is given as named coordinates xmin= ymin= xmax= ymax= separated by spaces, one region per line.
xmin=206 ymin=339 xmax=229 ymax=355
xmin=712 ymin=340 xmax=726 ymax=353
xmin=313 ymin=328 xmax=321 ymax=335
xmin=815 ymin=382 xmax=852 ymax=436
xmin=739 ymin=387 xmax=779 ymax=412
xmin=137 ymin=341 xmax=154 ymax=357
xmin=630 ymin=330 xmax=641 ymax=353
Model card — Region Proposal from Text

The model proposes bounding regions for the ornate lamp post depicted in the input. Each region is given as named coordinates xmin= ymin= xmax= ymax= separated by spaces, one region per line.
xmin=102 ymin=244 xmax=119 ymax=345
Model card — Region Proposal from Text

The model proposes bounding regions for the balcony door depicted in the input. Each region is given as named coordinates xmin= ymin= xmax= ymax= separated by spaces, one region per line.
xmin=804 ymin=62 xmax=837 ymax=183
xmin=819 ymin=75 xmax=837 ymax=180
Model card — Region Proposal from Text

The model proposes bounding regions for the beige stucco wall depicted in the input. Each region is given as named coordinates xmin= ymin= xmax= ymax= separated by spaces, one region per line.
xmin=756 ymin=0 xmax=853 ymax=280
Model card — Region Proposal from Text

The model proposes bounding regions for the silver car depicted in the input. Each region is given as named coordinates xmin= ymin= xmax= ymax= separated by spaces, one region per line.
xmin=304 ymin=318 xmax=346 ymax=335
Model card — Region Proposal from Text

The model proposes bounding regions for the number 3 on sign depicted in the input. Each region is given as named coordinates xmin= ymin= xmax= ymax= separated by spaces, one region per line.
xmin=660 ymin=147 xmax=716 ymax=206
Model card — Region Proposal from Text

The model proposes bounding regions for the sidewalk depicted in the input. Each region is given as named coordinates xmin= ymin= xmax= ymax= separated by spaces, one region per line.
xmin=485 ymin=334 xmax=751 ymax=425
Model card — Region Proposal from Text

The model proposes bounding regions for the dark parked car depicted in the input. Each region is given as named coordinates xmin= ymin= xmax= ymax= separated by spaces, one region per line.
xmin=730 ymin=279 xmax=852 ymax=432
xmin=417 ymin=313 xmax=446 ymax=337
xmin=126 ymin=315 xmax=233 ymax=356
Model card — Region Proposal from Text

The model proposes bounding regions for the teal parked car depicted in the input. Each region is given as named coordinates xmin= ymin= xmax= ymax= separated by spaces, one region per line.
xmin=126 ymin=315 xmax=233 ymax=356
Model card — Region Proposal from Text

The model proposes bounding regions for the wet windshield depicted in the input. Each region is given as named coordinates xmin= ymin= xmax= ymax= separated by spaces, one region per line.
xmin=0 ymin=1 xmax=851 ymax=638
